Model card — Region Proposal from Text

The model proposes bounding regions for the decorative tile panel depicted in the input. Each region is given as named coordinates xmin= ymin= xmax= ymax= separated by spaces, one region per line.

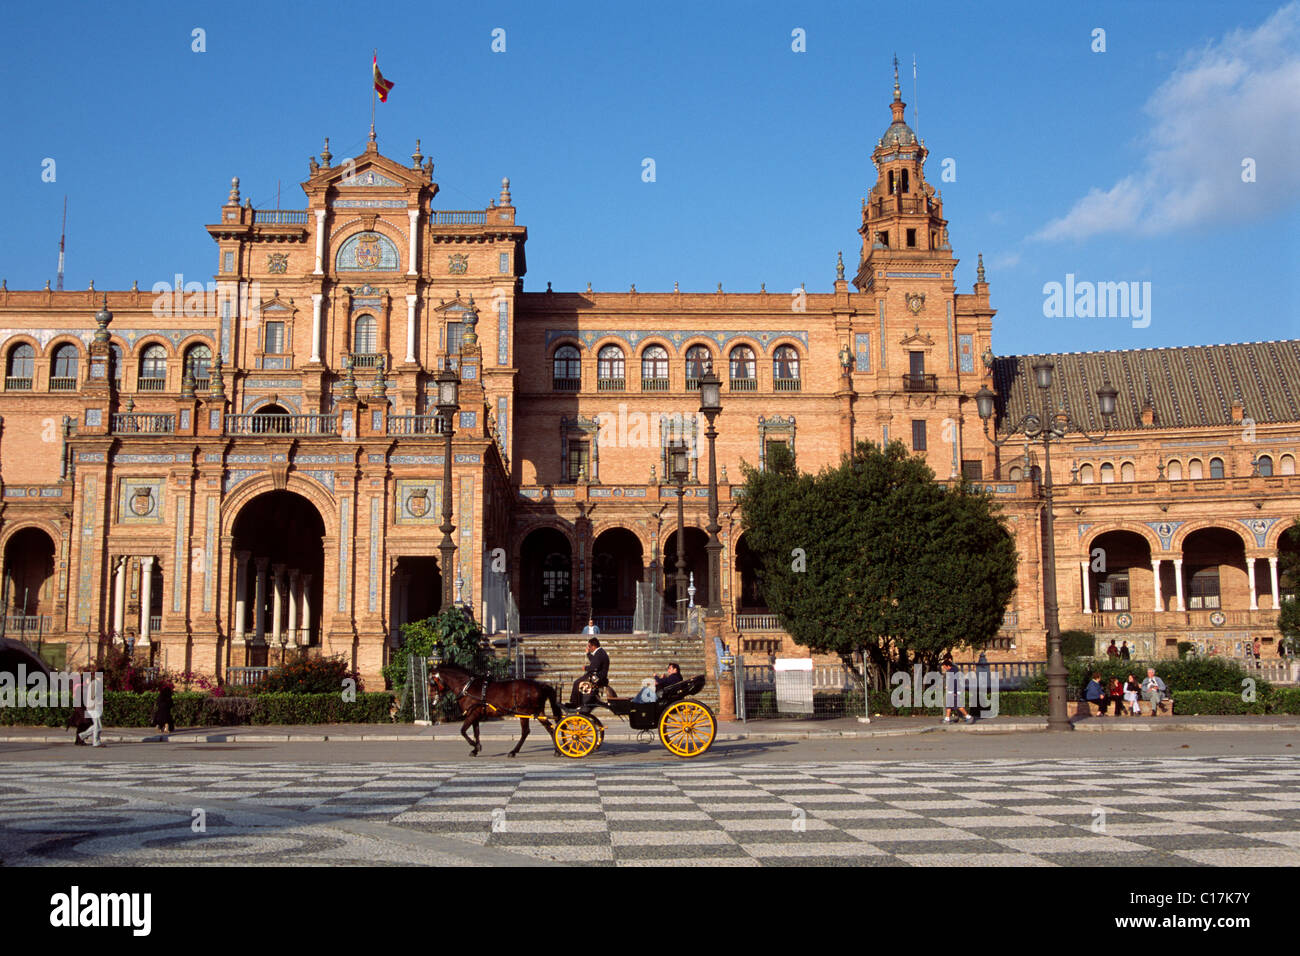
xmin=545 ymin=329 xmax=808 ymax=353
xmin=395 ymin=479 xmax=440 ymax=526
xmin=117 ymin=478 xmax=165 ymax=525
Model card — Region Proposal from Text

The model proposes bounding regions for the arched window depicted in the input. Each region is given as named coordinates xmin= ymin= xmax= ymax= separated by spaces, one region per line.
xmin=1008 ymin=465 xmax=1023 ymax=480
xmin=353 ymin=315 xmax=377 ymax=359
xmin=1167 ymin=460 xmax=1182 ymax=481
xmin=1188 ymin=567 xmax=1221 ymax=610
xmin=640 ymin=345 xmax=669 ymax=390
xmin=50 ymin=344 xmax=79 ymax=390
xmin=1189 ymin=458 xmax=1204 ymax=479
xmin=1209 ymin=457 xmax=1225 ymax=479
xmin=1100 ymin=462 xmax=1115 ymax=483
xmin=1257 ymin=455 xmax=1274 ymax=477
xmin=5 ymin=344 xmax=34 ymax=390
xmin=1078 ymin=464 xmax=1093 ymax=483
xmin=685 ymin=345 xmax=712 ymax=388
xmin=251 ymin=402 xmax=292 ymax=434
xmin=597 ymin=345 xmax=625 ymax=390
xmin=1120 ymin=461 xmax=1135 ymax=482
xmin=184 ymin=344 xmax=211 ymax=388
xmin=139 ymin=345 xmax=167 ymax=391
xmin=729 ymin=346 xmax=756 ymax=390
xmin=773 ymin=345 xmax=801 ymax=390
xmin=552 ymin=345 xmax=580 ymax=390
xmin=1281 ymin=455 xmax=1296 ymax=476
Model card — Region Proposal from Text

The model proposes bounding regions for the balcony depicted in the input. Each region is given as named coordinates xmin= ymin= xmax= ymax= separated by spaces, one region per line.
xmin=597 ymin=378 xmax=625 ymax=392
xmin=112 ymin=413 xmax=176 ymax=434
xmin=735 ymin=613 xmax=782 ymax=631
xmin=902 ymin=373 xmax=938 ymax=392
xmin=388 ymin=414 xmax=446 ymax=436
xmin=149 ymin=615 xmax=162 ymax=633
xmin=729 ymin=377 xmax=757 ymax=391
xmin=685 ymin=376 xmax=703 ymax=390
xmin=552 ymin=377 xmax=581 ymax=392
xmin=4 ymin=377 xmax=32 ymax=391
xmin=349 ymin=352 xmax=385 ymax=369
xmin=773 ymin=378 xmax=801 ymax=392
xmin=641 ymin=377 xmax=670 ymax=392
xmin=225 ymin=413 xmax=337 ymax=436
xmin=138 ymin=377 xmax=167 ymax=392
xmin=50 ymin=376 xmax=78 ymax=391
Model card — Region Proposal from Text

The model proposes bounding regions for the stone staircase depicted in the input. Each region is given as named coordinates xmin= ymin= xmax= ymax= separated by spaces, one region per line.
xmin=498 ymin=633 xmax=717 ymax=711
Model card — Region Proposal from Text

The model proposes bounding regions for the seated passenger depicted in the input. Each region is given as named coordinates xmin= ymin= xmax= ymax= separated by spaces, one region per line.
xmin=632 ymin=662 xmax=683 ymax=703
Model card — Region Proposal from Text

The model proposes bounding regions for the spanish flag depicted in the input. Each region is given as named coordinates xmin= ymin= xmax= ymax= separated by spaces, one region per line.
xmin=373 ymin=54 xmax=395 ymax=102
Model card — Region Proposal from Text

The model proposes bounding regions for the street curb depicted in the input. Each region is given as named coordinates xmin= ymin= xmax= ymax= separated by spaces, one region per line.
xmin=3 ymin=719 xmax=1297 ymax=744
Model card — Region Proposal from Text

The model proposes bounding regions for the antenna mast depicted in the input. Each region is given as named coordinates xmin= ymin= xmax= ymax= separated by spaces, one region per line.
xmin=913 ymin=55 xmax=920 ymax=144
xmin=57 ymin=196 xmax=67 ymax=292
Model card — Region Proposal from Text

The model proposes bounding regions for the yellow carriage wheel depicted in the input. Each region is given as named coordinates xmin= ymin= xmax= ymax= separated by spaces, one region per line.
xmin=657 ymin=700 xmax=717 ymax=758
xmin=555 ymin=714 xmax=599 ymax=759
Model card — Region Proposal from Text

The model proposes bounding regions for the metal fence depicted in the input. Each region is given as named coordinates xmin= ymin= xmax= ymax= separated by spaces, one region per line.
xmin=633 ymin=582 xmax=668 ymax=635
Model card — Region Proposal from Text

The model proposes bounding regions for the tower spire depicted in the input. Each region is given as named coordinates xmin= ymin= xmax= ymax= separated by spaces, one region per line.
xmin=892 ymin=53 xmax=900 ymax=101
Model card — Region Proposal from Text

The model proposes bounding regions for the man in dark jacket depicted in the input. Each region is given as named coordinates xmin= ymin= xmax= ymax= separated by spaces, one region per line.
xmin=568 ymin=638 xmax=610 ymax=712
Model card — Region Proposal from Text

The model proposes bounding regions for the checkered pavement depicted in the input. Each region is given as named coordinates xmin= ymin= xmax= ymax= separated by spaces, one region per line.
xmin=2 ymin=756 xmax=1298 ymax=866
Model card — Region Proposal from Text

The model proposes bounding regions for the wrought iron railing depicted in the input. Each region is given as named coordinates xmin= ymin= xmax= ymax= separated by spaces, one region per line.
xmin=773 ymin=378 xmax=801 ymax=392
xmin=552 ymin=377 xmax=581 ymax=392
xmin=729 ymin=377 xmax=757 ymax=391
xmin=254 ymin=209 xmax=310 ymax=225
xmin=641 ymin=377 xmax=670 ymax=391
xmin=593 ymin=615 xmax=634 ymax=633
xmin=519 ymin=615 xmax=572 ymax=633
xmin=597 ymin=378 xmax=625 ymax=391
xmin=433 ymin=211 xmax=488 ymax=225
xmin=111 ymin=413 xmax=176 ymax=434
xmin=137 ymin=377 xmax=167 ymax=392
xmin=902 ymin=373 xmax=938 ymax=392
xmin=225 ymin=413 xmax=337 ymax=436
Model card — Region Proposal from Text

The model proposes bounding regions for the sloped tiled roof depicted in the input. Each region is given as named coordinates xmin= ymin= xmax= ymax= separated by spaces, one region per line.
xmin=992 ymin=340 xmax=1300 ymax=434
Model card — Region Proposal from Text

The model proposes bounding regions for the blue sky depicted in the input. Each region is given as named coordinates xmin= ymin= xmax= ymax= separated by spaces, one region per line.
xmin=1 ymin=0 xmax=1297 ymax=356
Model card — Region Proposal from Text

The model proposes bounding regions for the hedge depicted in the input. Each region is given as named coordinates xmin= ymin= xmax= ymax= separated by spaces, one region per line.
xmin=0 ymin=691 xmax=396 ymax=727
xmin=1021 ymin=656 xmax=1270 ymax=695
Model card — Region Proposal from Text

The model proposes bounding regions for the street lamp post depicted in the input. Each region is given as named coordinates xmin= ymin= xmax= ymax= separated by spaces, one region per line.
xmin=975 ymin=363 xmax=1118 ymax=731
xmin=670 ymin=441 xmax=690 ymax=632
xmin=698 ymin=367 xmax=723 ymax=616
xmin=436 ymin=365 xmax=460 ymax=611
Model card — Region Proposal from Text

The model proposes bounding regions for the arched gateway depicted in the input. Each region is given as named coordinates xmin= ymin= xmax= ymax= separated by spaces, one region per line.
xmin=230 ymin=490 xmax=325 ymax=667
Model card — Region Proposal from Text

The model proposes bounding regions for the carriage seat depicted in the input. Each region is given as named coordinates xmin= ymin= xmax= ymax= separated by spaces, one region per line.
xmin=658 ymin=674 xmax=706 ymax=705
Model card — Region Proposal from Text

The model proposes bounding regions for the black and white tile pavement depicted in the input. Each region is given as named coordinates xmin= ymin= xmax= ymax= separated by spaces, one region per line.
xmin=2 ymin=756 xmax=1297 ymax=866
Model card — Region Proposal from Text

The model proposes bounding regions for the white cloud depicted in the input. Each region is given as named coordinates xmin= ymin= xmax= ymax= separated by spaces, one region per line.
xmin=1034 ymin=2 xmax=1300 ymax=241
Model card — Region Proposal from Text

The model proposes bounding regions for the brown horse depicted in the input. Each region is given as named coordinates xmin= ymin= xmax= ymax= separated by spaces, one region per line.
xmin=430 ymin=663 xmax=562 ymax=757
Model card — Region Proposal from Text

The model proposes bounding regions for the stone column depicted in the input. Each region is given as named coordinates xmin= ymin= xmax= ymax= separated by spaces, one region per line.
xmin=1173 ymin=558 xmax=1186 ymax=612
xmin=139 ymin=556 xmax=155 ymax=644
xmin=234 ymin=551 xmax=250 ymax=642
xmin=272 ymin=563 xmax=286 ymax=643
xmin=254 ymin=557 xmax=268 ymax=644
xmin=1080 ymin=561 xmax=1091 ymax=613
xmin=288 ymin=569 xmax=300 ymax=646
xmin=407 ymin=208 xmax=419 ymax=275
xmin=310 ymin=293 xmax=323 ymax=363
xmin=112 ymin=555 xmax=127 ymax=640
xmin=1151 ymin=558 xmax=1164 ymax=612
xmin=313 ymin=209 xmax=326 ymax=275
xmin=1247 ymin=558 xmax=1258 ymax=611
xmin=405 ymin=294 xmax=418 ymax=364
xmin=1270 ymin=556 xmax=1281 ymax=610
xmin=299 ymin=573 xmax=312 ymax=645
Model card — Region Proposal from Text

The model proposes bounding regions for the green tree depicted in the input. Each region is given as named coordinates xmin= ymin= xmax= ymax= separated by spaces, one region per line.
xmin=1279 ymin=519 xmax=1300 ymax=657
xmin=382 ymin=608 xmax=505 ymax=689
xmin=738 ymin=440 xmax=1018 ymax=689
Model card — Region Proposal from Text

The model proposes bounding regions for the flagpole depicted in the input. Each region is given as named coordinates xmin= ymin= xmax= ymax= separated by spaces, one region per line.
xmin=370 ymin=49 xmax=377 ymax=142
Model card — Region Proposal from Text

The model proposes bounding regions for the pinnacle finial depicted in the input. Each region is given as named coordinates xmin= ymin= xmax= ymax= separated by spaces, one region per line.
xmin=321 ymin=138 xmax=332 ymax=167
xmin=500 ymin=177 xmax=511 ymax=204
xmin=228 ymin=177 xmax=240 ymax=204
xmin=977 ymin=253 xmax=986 ymax=284
xmin=893 ymin=53 xmax=901 ymax=100
xmin=836 ymin=251 xmax=845 ymax=281
xmin=412 ymin=138 xmax=423 ymax=168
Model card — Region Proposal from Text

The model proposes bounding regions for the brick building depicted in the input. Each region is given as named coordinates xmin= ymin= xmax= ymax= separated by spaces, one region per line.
xmin=1 ymin=80 xmax=1296 ymax=693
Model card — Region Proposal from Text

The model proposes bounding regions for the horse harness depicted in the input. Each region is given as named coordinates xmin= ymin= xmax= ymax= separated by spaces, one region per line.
xmin=440 ymin=671 xmax=539 ymax=721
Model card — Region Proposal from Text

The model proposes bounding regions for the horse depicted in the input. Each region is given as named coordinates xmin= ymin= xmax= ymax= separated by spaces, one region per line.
xmin=429 ymin=662 xmax=563 ymax=757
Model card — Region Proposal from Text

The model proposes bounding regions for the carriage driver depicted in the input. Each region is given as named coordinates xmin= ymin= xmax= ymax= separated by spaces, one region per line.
xmin=567 ymin=637 xmax=611 ymax=714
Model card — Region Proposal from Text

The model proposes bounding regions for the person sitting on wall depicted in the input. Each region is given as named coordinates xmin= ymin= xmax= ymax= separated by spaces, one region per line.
xmin=1085 ymin=671 xmax=1108 ymax=716
xmin=632 ymin=662 xmax=683 ymax=703
xmin=1107 ymin=676 xmax=1126 ymax=716
xmin=1123 ymin=673 xmax=1142 ymax=716
xmin=1141 ymin=668 xmax=1169 ymax=716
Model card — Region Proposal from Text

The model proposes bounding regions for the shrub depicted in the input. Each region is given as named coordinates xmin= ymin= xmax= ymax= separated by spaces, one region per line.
xmin=0 ymin=691 xmax=397 ymax=727
xmin=257 ymin=654 xmax=362 ymax=695
xmin=1169 ymin=692 xmax=1266 ymax=716
xmin=1022 ymin=656 xmax=1267 ymax=696
xmin=1060 ymin=630 xmax=1096 ymax=658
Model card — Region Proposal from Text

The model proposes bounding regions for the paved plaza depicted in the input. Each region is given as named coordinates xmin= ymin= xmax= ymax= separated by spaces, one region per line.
xmin=3 ymin=750 xmax=1298 ymax=866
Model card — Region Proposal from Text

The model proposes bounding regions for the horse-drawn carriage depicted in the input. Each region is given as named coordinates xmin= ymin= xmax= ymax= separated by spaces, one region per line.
xmin=554 ymin=674 xmax=717 ymax=758
xmin=429 ymin=663 xmax=717 ymax=759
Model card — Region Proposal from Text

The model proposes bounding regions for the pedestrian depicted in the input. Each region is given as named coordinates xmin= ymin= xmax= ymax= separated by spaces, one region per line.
xmin=940 ymin=661 xmax=973 ymax=724
xmin=151 ymin=681 xmax=175 ymax=734
xmin=975 ymin=651 xmax=991 ymax=719
xmin=79 ymin=675 xmax=104 ymax=747
xmin=1119 ymin=641 xmax=1131 ymax=661
xmin=1106 ymin=640 xmax=1119 ymax=658
xmin=581 ymin=617 xmax=600 ymax=636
